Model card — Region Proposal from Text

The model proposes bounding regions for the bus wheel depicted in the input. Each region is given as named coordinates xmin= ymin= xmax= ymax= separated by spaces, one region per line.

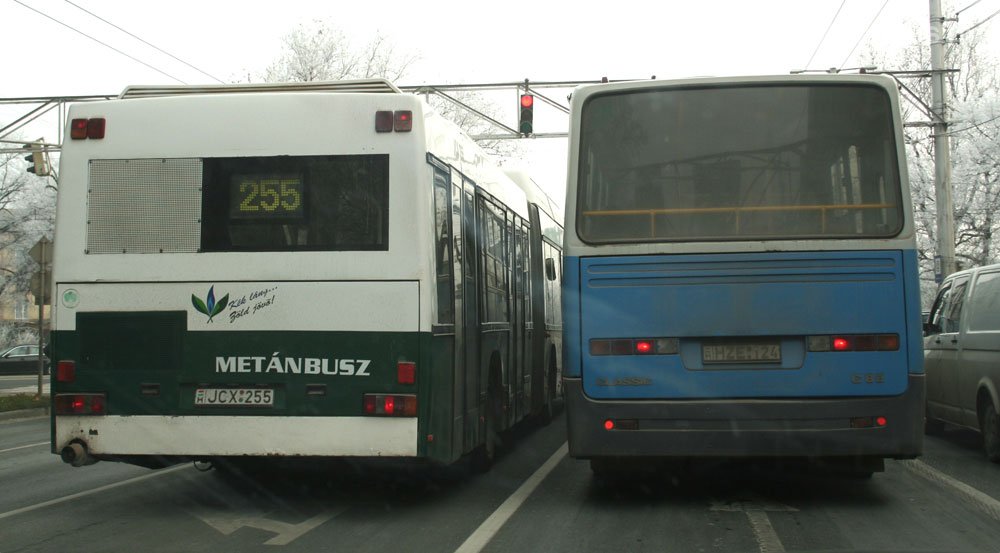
xmin=981 ymin=402 xmax=1000 ymax=463
xmin=539 ymin=357 xmax=557 ymax=426
xmin=471 ymin=375 xmax=502 ymax=473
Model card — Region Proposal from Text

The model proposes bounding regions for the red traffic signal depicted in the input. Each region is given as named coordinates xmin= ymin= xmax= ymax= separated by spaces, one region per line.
xmin=519 ymin=94 xmax=534 ymax=136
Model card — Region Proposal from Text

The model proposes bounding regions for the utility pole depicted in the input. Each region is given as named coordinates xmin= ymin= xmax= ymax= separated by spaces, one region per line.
xmin=930 ymin=0 xmax=957 ymax=280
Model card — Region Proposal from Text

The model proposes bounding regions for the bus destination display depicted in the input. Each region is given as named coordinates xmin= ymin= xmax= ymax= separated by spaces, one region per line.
xmin=230 ymin=174 xmax=304 ymax=219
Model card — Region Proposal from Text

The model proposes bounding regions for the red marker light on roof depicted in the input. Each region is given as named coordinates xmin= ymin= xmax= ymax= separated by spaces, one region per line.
xmin=833 ymin=337 xmax=851 ymax=351
xmin=70 ymin=119 xmax=88 ymax=140
xmin=87 ymin=118 xmax=106 ymax=139
xmin=876 ymin=416 xmax=887 ymax=427
xmin=635 ymin=340 xmax=653 ymax=354
xmin=604 ymin=419 xmax=615 ymax=431
xmin=394 ymin=110 xmax=412 ymax=132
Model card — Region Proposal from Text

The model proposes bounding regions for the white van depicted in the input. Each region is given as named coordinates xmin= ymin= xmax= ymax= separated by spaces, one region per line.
xmin=924 ymin=263 xmax=1000 ymax=462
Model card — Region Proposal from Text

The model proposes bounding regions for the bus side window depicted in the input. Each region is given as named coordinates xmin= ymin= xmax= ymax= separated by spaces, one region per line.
xmin=433 ymin=169 xmax=454 ymax=324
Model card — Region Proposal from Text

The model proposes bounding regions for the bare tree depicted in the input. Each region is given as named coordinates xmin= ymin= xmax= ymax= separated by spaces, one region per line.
xmin=0 ymin=147 xmax=56 ymax=312
xmin=261 ymin=20 xmax=520 ymax=160
xmin=863 ymin=26 xmax=1000 ymax=303
xmin=262 ymin=20 xmax=416 ymax=83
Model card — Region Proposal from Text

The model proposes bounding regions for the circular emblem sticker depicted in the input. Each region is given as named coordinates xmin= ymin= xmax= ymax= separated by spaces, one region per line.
xmin=62 ymin=288 xmax=80 ymax=308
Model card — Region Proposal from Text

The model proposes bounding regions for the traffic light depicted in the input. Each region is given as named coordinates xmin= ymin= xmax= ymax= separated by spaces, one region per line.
xmin=22 ymin=143 xmax=49 ymax=176
xmin=519 ymin=94 xmax=534 ymax=136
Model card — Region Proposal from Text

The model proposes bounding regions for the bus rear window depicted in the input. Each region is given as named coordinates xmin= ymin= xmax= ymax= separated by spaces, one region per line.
xmin=201 ymin=155 xmax=388 ymax=251
xmin=576 ymin=84 xmax=903 ymax=243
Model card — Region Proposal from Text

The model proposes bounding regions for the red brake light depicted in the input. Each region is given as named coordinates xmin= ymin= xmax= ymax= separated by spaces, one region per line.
xmin=362 ymin=393 xmax=417 ymax=417
xmin=57 ymin=360 xmax=76 ymax=383
xmin=87 ymin=118 xmax=106 ymax=139
xmin=394 ymin=110 xmax=412 ymax=132
xmin=55 ymin=393 xmax=106 ymax=415
xmin=70 ymin=119 xmax=88 ymax=139
xmin=375 ymin=110 xmax=393 ymax=132
xmin=397 ymin=361 xmax=416 ymax=385
xmin=604 ymin=419 xmax=615 ymax=431
xmin=833 ymin=337 xmax=851 ymax=351
xmin=876 ymin=416 xmax=887 ymax=427
xmin=878 ymin=334 xmax=900 ymax=351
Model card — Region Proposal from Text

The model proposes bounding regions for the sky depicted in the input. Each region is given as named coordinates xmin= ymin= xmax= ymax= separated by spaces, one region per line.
xmin=2 ymin=0 xmax=998 ymax=197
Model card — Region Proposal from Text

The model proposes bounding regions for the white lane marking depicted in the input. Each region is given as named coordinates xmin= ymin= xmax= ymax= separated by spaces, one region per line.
xmin=195 ymin=508 xmax=344 ymax=546
xmin=0 ymin=464 xmax=187 ymax=521
xmin=745 ymin=510 xmax=786 ymax=553
xmin=711 ymin=497 xmax=795 ymax=553
xmin=901 ymin=459 xmax=1000 ymax=522
xmin=454 ymin=442 xmax=568 ymax=553
xmin=0 ymin=441 xmax=48 ymax=454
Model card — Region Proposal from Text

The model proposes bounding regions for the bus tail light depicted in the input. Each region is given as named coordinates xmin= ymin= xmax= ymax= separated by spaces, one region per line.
xmin=397 ymin=361 xmax=416 ymax=384
xmin=808 ymin=334 xmax=899 ymax=352
xmin=57 ymin=360 xmax=76 ymax=383
xmin=375 ymin=110 xmax=413 ymax=133
xmin=590 ymin=338 xmax=679 ymax=356
xmin=55 ymin=393 xmax=106 ymax=415
xmin=70 ymin=118 xmax=105 ymax=139
xmin=394 ymin=110 xmax=412 ymax=132
xmin=375 ymin=111 xmax=393 ymax=132
xmin=362 ymin=393 xmax=417 ymax=416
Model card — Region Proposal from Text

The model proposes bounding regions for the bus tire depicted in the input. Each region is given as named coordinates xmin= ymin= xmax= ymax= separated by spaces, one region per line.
xmin=471 ymin=368 xmax=503 ymax=473
xmin=539 ymin=356 xmax=557 ymax=426
xmin=981 ymin=402 xmax=1000 ymax=463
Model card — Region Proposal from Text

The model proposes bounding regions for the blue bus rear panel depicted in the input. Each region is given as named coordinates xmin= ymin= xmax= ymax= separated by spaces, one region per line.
xmin=562 ymin=250 xmax=924 ymax=459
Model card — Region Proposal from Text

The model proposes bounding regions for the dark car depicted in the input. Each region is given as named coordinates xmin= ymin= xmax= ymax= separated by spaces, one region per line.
xmin=0 ymin=344 xmax=49 ymax=375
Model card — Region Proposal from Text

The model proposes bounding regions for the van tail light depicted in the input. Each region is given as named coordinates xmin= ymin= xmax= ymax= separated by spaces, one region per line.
xmin=397 ymin=361 xmax=416 ymax=384
xmin=57 ymin=360 xmax=76 ymax=383
xmin=55 ymin=393 xmax=106 ymax=415
xmin=362 ymin=393 xmax=417 ymax=416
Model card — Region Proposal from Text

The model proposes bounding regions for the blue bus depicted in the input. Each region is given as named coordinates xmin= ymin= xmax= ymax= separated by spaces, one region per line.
xmin=562 ymin=75 xmax=923 ymax=476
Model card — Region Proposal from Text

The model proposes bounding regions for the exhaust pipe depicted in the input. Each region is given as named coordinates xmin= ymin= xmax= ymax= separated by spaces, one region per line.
xmin=60 ymin=442 xmax=98 ymax=467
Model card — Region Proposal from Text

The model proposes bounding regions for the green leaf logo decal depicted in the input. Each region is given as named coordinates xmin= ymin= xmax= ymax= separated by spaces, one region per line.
xmin=192 ymin=286 xmax=229 ymax=323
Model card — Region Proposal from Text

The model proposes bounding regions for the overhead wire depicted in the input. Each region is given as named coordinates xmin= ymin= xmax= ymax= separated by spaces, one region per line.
xmin=11 ymin=0 xmax=186 ymax=84
xmin=63 ymin=0 xmax=225 ymax=84
xmin=957 ymin=6 xmax=1000 ymax=37
xmin=804 ymin=0 xmax=847 ymax=70
xmin=955 ymin=0 xmax=986 ymax=16
xmin=839 ymin=0 xmax=891 ymax=70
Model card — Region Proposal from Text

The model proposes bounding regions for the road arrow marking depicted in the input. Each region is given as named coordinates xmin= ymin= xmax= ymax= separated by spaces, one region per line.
xmin=195 ymin=508 xmax=344 ymax=546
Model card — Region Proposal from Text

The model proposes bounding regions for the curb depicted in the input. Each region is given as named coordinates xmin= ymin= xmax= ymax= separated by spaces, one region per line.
xmin=0 ymin=407 xmax=48 ymax=422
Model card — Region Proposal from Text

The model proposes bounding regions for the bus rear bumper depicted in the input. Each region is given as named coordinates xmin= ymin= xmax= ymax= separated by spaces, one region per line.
xmin=564 ymin=375 xmax=924 ymax=460
xmin=54 ymin=415 xmax=419 ymax=459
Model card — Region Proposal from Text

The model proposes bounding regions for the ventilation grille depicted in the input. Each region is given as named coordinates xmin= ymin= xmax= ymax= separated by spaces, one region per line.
xmin=87 ymin=159 xmax=202 ymax=254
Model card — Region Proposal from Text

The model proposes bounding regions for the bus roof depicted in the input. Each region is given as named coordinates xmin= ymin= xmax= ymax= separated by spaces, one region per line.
xmin=119 ymin=79 xmax=402 ymax=99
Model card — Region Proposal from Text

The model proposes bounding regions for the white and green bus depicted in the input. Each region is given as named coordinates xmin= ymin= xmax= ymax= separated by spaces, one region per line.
xmin=50 ymin=80 xmax=563 ymax=470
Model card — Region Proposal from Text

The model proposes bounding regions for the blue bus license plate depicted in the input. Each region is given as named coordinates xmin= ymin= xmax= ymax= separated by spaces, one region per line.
xmin=702 ymin=343 xmax=781 ymax=364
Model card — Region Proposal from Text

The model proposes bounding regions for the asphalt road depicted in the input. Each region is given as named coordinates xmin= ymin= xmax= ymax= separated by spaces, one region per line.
xmin=2 ymin=411 xmax=1000 ymax=553
xmin=0 ymin=375 xmax=49 ymax=395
